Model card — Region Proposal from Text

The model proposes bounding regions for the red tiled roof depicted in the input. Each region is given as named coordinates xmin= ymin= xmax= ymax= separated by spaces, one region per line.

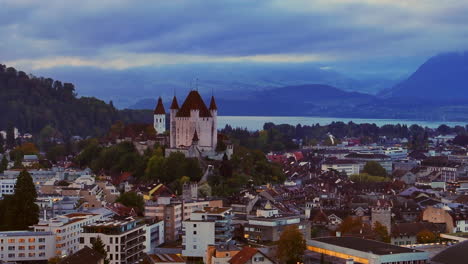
xmin=154 ymin=97 xmax=166 ymax=115
xmin=209 ymin=96 xmax=217 ymax=110
xmin=176 ymin=90 xmax=212 ymax=117
xmin=229 ymin=247 xmax=261 ymax=264
xmin=170 ymin=96 xmax=179 ymax=109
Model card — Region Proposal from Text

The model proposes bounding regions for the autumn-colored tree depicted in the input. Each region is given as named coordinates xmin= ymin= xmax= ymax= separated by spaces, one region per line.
xmin=373 ymin=221 xmax=391 ymax=243
xmin=277 ymin=225 xmax=306 ymax=264
xmin=417 ymin=229 xmax=437 ymax=243
xmin=337 ymin=216 xmax=363 ymax=234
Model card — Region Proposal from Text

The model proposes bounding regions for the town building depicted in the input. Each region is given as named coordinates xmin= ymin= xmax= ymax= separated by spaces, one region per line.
xmin=321 ymin=159 xmax=361 ymax=176
xmin=79 ymin=217 xmax=146 ymax=264
xmin=0 ymin=231 xmax=55 ymax=263
xmin=144 ymin=218 xmax=165 ymax=253
xmin=182 ymin=207 xmax=233 ymax=258
xmin=33 ymin=212 xmax=105 ymax=257
xmin=58 ymin=246 xmax=105 ymax=264
xmin=0 ymin=177 xmax=16 ymax=198
xmin=307 ymin=236 xmax=429 ymax=264
xmin=244 ymin=214 xmax=310 ymax=243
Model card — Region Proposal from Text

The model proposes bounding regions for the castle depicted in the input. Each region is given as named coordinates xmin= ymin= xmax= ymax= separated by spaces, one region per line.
xmin=153 ymin=90 xmax=222 ymax=157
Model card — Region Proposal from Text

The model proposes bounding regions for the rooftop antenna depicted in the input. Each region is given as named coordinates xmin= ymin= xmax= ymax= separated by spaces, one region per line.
xmin=195 ymin=78 xmax=199 ymax=91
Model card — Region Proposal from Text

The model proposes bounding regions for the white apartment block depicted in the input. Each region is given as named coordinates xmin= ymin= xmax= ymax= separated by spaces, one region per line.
xmin=182 ymin=207 xmax=233 ymax=258
xmin=145 ymin=219 xmax=165 ymax=253
xmin=79 ymin=217 xmax=146 ymax=264
xmin=321 ymin=160 xmax=360 ymax=176
xmin=33 ymin=212 xmax=105 ymax=257
xmin=0 ymin=177 xmax=16 ymax=198
xmin=0 ymin=231 xmax=55 ymax=262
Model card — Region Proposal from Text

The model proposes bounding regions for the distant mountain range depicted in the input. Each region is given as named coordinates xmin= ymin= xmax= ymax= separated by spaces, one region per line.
xmin=36 ymin=62 xmax=400 ymax=108
xmin=381 ymin=51 xmax=468 ymax=100
xmin=128 ymin=51 xmax=468 ymax=121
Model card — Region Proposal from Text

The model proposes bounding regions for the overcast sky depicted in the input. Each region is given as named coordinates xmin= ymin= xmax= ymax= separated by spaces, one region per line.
xmin=1 ymin=0 xmax=468 ymax=77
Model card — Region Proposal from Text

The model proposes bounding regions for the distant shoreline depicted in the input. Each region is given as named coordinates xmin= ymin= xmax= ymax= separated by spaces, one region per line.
xmin=217 ymin=116 xmax=468 ymax=131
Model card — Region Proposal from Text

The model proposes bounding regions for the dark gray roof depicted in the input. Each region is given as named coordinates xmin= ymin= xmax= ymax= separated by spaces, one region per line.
xmin=312 ymin=236 xmax=423 ymax=255
xmin=431 ymin=241 xmax=468 ymax=264
xmin=59 ymin=246 xmax=104 ymax=264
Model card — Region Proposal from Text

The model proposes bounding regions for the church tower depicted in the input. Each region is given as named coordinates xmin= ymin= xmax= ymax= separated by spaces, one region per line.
xmin=209 ymin=96 xmax=218 ymax=150
xmin=153 ymin=97 xmax=166 ymax=134
xmin=169 ymin=96 xmax=179 ymax=148
xmin=371 ymin=199 xmax=392 ymax=233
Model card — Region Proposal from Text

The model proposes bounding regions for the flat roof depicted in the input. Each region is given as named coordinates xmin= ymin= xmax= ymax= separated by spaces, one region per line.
xmin=0 ymin=231 xmax=54 ymax=237
xmin=311 ymin=237 xmax=423 ymax=256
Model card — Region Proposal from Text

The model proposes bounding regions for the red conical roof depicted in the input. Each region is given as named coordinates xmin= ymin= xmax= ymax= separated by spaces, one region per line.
xmin=176 ymin=90 xmax=211 ymax=117
xmin=170 ymin=96 xmax=179 ymax=109
xmin=209 ymin=96 xmax=217 ymax=110
xmin=154 ymin=97 xmax=166 ymax=115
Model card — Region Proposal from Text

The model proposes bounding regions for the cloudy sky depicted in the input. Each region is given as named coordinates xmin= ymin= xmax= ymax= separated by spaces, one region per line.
xmin=1 ymin=0 xmax=468 ymax=79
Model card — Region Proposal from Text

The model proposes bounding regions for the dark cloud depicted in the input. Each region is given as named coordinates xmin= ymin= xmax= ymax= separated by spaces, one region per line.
xmin=1 ymin=0 xmax=468 ymax=75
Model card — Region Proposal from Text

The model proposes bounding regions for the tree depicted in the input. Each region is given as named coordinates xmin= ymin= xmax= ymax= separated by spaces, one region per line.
xmin=6 ymin=125 xmax=15 ymax=149
xmin=0 ymin=155 xmax=8 ymax=172
xmin=417 ymin=229 xmax=437 ymax=243
xmin=373 ymin=221 xmax=390 ymax=243
xmin=277 ymin=225 xmax=306 ymax=264
xmin=144 ymin=149 xmax=165 ymax=182
xmin=362 ymin=161 xmax=387 ymax=177
xmin=91 ymin=236 xmax=109 ymax=264
xmin=116 ymin=192 xmax=144 ymax=212
xmin=10 ymin=170 xmax=39 ymax=229
xmin=0 ymin=133 xmax=4 ymax=153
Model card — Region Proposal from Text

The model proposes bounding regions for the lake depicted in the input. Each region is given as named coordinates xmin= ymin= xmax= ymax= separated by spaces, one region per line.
xmin=218 ymin=116 xmax=468 ymax=131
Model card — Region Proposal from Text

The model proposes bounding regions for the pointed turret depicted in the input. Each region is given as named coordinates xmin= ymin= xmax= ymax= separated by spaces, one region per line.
xmin=154 ymin=97 xmax=166 ymax=114
xmin=170 ymin=96 xmax=179 ymax=109
xmin=209 ymin=96 xmax=217 ymax=110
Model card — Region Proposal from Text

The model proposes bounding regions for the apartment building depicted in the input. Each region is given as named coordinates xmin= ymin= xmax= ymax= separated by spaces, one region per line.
xmin=0 ymin=231 xmax=55 ymax=263
xmin=33 ymin=212 xmax=105 ymax=257
xmin=0 ymin=177 xmax=16 ymax=198
xmin=79 ymin=217 xmax=146 ymax=264
xmin=182 ymin=207 xmax=233 ymax=258
xmin=145 ymin=201 xmax=183 ymax=242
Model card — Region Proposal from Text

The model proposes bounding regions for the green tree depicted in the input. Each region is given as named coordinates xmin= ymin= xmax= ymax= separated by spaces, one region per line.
xmin=116 ymin=192 xmax=144 ymax=212
xmin=362 ymin=161 xmax=387 ymax=177
xmin=144 ymin=148 xmax=165 ymax=182
xmin=11 ymin=170 xmax=39 ymax=229
xmin=91 ymin=236 xmax=109 ymax=264
xmin=373 ymin=221 xmax=390 ymax=243
xmin=46 ymin=145 xmax=67 ymax=163
xmin=350 ymin=173 xmax=390 ymax=183
xmin=277 ymin=225 xmax=306 ymax=264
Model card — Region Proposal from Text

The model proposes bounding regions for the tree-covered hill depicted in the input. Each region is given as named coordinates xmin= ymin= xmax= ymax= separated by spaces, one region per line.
xmin=0 ymin=64 xmax=151 ymax=137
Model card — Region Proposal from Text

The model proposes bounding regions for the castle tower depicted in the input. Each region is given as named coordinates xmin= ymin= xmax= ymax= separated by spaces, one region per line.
xmin=209 ymin=96 xmax=218 ymax=150
xmin=169 ymin=96 xmax=179 ymax=148
xmin=371 ymin=199 xmax=392 ymax=233
xmin=153 ymin=97 xmax=166 ymax=134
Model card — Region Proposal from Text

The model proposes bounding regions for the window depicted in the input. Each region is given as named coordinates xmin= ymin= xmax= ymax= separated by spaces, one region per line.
xmin=110 ymin=237 xmax=113 ymax=243
xmin=193 ymin=245 xmax=197 ymax=249
xmin=19 ymin=246 xmax=25 ymax=250
xmin=8 ymin=254 xmax=15 ymax=258
xmin=8 ymin=246 xmax=15 ymax=250
xmin=193 ymin=231 xmax=197 ymax=235
xmin=29 ymin=253 xmax=35 ymax=257
xmin=39 ymin=245 xmax=45 ymax=250
xmin=193 ymin=224 xmax=197 ymax=228
xmin=29 ymin=246 xmax=35 ymax=250
xmin=39 ymin=238 xmax=45 ymax=243
xmin=28 ymin=238 xmax=35 ymax=243
xmin=7 ymin=239 xmax=15 ymax=243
